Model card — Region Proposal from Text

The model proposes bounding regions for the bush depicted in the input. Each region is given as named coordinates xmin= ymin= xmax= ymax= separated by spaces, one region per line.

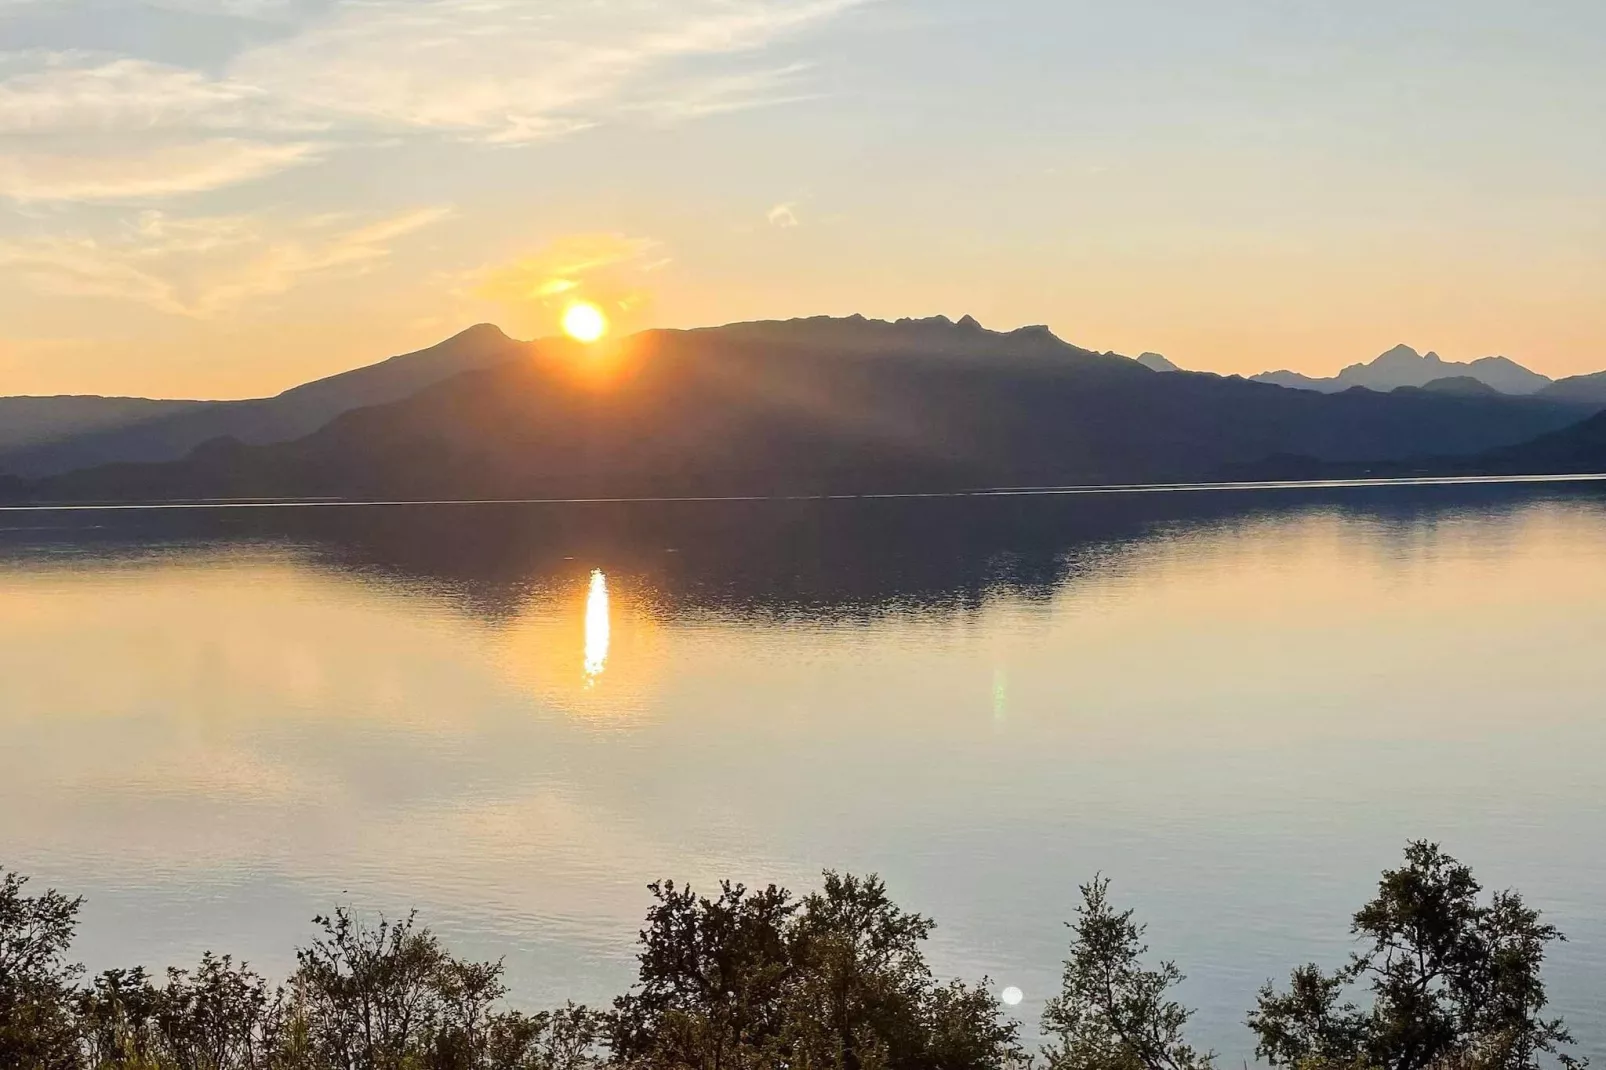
xmin=1248 ymin=842 xmax=1584 ymax=1070
xmin=610 ymin=872 xmax=1020 ymax=1070
xmin=1040 ymin=876 xmax=1213 ymax=1070
xmin=0 ymin=844 xmax=1582 ymax=1070
xmin=0 ymin=871 xmax=85 ymax=1070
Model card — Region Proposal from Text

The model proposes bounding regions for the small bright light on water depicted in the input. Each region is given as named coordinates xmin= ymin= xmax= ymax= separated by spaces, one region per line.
xmin=563 ymin=301 xmax=608 ymax=343
xmin=1001 ymin=986 xmax=1023 ymax=1006
xmin=584 ymin=569 xmax=610 ymax=681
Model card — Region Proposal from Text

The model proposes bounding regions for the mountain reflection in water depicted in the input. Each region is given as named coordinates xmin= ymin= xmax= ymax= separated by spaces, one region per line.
xmin=1 ymin=481 xmax=1603 ymax=1061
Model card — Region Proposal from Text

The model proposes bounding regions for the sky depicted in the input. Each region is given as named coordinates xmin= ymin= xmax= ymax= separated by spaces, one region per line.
xmin=0 ymin=0 xmax=1602 ymax=399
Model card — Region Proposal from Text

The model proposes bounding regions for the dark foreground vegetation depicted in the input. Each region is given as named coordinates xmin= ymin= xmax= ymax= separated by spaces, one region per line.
xmin=1 ymin=844 xmax=1584 ymax=1070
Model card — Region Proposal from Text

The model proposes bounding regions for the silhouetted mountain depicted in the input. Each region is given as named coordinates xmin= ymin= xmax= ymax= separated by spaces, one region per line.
xmin=1537 ymin=370 xmax=1606 ymax=407
xmin=0 ymin=325 xmax=529 ymax=477
xmin=1475 ymin=411 xmax=1606 ymax=473
xmin=707 ymin=313 xmax=1112 ymax=363
xmin=1253 ymin=345 xmax=1552 ymax=395
xmin=0 ymin=396 xmax=207 ymax=453
xmin=1252 ymin=369 xmax=1327 ymax=391
xmin=11 ymin=316 xmax=1598 ymax=504
xmin=1228 ymin=404 xmax=1606 ymax=482
xmin=1135 ymin=352 xmax=1179 ymax=372
xmin=1411 ymin=376 xmax=1502 ymax=397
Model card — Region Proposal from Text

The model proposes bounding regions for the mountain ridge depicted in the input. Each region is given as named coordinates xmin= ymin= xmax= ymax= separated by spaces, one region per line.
xmin=1537 ymin=370 xmax=1606 ymax=405
xmin=7 ymin=316 xmax=1596 ymax=505
xmin=1136 ymin=352 xmax=1180 ymax=372
xmin=0 ymin=324 xmax=531 ymax=478
xmin=1254 ymin=344 xmax=1553 ymax=395
xmin=0 ymin=396 xmax=210 ymax=454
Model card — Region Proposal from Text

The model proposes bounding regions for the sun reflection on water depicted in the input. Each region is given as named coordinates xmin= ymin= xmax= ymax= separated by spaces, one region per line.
xmin=583 ymin=569 xmax=610 ymax=683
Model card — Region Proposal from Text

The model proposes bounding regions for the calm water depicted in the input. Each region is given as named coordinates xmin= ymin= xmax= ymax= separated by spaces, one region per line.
xmin=4 ymin=482 xmax=1604 ymax=1061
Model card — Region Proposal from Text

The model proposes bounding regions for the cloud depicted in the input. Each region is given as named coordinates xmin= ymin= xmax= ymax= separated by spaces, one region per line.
xmin=632 ymin=63 xmax=819 ymax=123
xmin=0 ymin=139 xmax=318 ymax=201
xmin=0 ymin=56 xmax=323 ymax=200
xmin=141 ymin=0 xmax=308 ymax=17
xmin=0 ymin=0 xmax=870 ymax=204
xmin=470 ymin=233 xmax=662 ymax=309
xmin=0 ymin=0 xmax=867 ymax=219
xmin=231 ymin=0 xmax=868 ymax=143
xmin=0 ymin=205 xmax=452 ymax=315
xmin=767 ymin=201 xmax=800 ymax=227
xmin=0 ymin=57 xmax=293 ymax=133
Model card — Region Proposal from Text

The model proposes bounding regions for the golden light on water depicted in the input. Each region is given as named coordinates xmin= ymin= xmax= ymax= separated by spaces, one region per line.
xmin=562 ymin=301 xmax=608 ymax=343
xmin=584 ymin=569 xmax=610 ymax=682
xmin=494 ymin=565 xmax=665 ymax=724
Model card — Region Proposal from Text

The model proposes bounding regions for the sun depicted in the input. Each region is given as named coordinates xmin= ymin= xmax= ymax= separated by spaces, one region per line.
xmin=562 ymin=301 xmax=608 ymax=343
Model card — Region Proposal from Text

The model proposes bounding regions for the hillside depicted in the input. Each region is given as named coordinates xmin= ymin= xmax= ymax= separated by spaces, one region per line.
xmin=0 ymin=396 xmax=208 ymax=453
xmin=1476 ymin=410 xmax=1606 ymax=473
xmin=1408 ymin=376 xmax=1502 ymax=397
xmin=1537 ymin=370 xmax=1606 ymax=406
xmin=11 ymin=316 xmax=1597 ymax=504
xmin=0 ymin=324 xmax=530 ymax=478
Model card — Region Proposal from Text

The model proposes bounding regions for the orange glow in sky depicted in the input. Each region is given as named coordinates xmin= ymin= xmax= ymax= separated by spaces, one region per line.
xmin=0 ymin=1 xmax=1602 ymax=399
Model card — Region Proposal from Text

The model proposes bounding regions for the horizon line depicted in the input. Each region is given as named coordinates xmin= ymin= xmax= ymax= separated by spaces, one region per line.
xmin=5 ymin=472 xmax=1605 ymax=514
xmin=2 ymin=314 xmax=1586 ymax=405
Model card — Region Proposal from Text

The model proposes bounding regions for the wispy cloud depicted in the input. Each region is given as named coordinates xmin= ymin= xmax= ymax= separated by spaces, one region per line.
xmin=0 ymin=205 xmax=453 ymax=315
xmin=631 ymin=64 xmax=819 ymax=123
xmin=233 ymin=0 xmax=868 ymax=143
xmin=470 ymin=233 xmax=661 ymax=309
xmin=0 ymin=0 xmax=870 ymax=203
xmin=0 ymin=56 xmax=322 ymax=200
xmin=0 ymin=57 xmax=296 ymax=133
xmin=0 ymin=139 xmax=319 ymax=201
xmin=767 ymin=201 xmax=801 ymax=227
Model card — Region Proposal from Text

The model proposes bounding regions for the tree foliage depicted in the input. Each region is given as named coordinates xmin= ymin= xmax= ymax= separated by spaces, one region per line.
xmin=1040 ymin=876 xmax=1213 ymax=1070
xmin=611 ymin=872 xmax=1020 ymax=1070
xmin=75 ymin=955 xmax=285 ymax=1070
xmin=1248 ymin=841 xmax=1584 ymax=1070
xmin=1 ymin=870 xmax=85 ymax=1070
xmin=0 ymin=845 xmax=1583 ymax=1070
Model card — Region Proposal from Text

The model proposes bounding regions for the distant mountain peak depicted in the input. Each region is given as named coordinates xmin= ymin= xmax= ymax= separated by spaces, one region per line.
xmin=1469 ymin=354 xmax=1529 ymax=371
xmin=696 ymin=313 xmax=1112 ymax=367
xmin=1254 ymin=343 xmax=1551 ymax=395
xmin=17 ymin=316 xmax=1596 ymax=505
xmin=1136 ymin=352 xmax=1179 ymax=373
xmin=1 ymin=325 xmax=532 ymax=478
xmin=1358 ymin=344 xmax=1444 ymax=374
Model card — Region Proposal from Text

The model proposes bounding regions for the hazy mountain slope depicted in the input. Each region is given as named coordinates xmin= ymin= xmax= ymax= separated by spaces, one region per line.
xmin=1252 ymin=369 xmax=1328 ymax=391
xmin=1411 ymin=376 xmax=1502 ymax=397
xmin=1234 ymin=406 xmax=1606 ymax=482
xmin=1537 ymin=370 xmax=1606 ymax=406
xmin=0 ymin=397 xmax=207 ymax=453
xmin=1254 ymin=345 xmax=1552 ymax=395
xmin=1135 ymin=352 xmax=1179 ymax=372
xmin=0 ymin=324 xmax=530 ymax=477
xmin=15 ymin=317 xmax=1595 ymax=504
xmin=1476 ymin=410 xmax=1606 ymax=472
